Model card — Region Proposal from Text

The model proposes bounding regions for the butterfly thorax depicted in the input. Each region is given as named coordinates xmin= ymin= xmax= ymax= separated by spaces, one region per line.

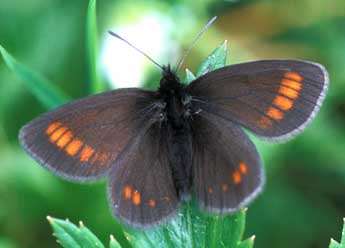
xmin=158 ymin=65 xmax=193 ymax=200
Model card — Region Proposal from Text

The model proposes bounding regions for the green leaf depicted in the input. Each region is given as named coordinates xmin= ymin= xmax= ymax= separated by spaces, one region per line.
xmin=86 ymin=0 xmax=103 ymax=93
xmin=238 ymin=236 xmax=255 ymax=248
xmin=329 ymin=239 xmax=341 ymax=248
xmin=329 ymin=219 xmax=345 ymax=248
xmin=184 ymin=68 xmax=196 ymax=84
xmin=196 ymin=40 xmax=228 ymax=77
xmin=0 ymin=45 xmax=70 ymax=109
xmin=124 ymin=203 xmax=250 ymax=248
xmin=47 ymin=216 xmax=105 ymax=248
xmin=109 ymin=235 xmax=122 ymax=248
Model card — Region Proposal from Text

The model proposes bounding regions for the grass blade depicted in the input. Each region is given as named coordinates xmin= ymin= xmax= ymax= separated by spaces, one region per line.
xmin=0 ymin=45 xmax=69 ymax=109
xmin=86 ymin=0 xmax=103 ymax=93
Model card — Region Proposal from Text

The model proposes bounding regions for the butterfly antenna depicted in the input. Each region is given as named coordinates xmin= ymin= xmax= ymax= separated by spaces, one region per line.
xmin=108 ymin=31 xmax=164 ymax=71
xmin=175 ymin=16 xmax=217 ymax=73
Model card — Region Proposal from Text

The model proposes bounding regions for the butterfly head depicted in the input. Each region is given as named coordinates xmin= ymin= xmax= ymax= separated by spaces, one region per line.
xmin=159 ymin=65 xmax=182 ymax=93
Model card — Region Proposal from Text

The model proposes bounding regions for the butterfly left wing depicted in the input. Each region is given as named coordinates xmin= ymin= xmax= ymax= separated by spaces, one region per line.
xmin=108 ymin=122 xmax=179 ymax=228
xmin=19 ymin=88 xmax=160 ymax=181
xmin=191 ymin=111 xmax=264 ymax=213
xmin=186 ymin=60 xmax=328 ymax=141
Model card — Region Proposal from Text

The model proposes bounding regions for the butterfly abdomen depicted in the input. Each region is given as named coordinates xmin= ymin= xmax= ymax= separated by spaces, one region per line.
xmin=166 ymin=122 xmax=193 ymax=201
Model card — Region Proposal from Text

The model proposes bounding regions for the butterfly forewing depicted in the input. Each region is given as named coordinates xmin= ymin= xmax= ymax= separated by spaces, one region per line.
xmin=187 ymin=60 xmax=328 ymax=141
xmin=19 ymin=88 xmax=159 ymax=181
xmin=191 ymin=111 xmax=264 ymax=212
xmin=108 ymin=122 xmax=178 ymax=228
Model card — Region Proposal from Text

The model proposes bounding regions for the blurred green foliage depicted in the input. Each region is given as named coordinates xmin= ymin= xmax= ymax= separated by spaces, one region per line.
xmin=0 ymin=0 xmax=344 ymax=248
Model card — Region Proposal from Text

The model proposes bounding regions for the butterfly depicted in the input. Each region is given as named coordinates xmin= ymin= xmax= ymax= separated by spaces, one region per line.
xmin=18 ymin=19 xmax=329 ymax=228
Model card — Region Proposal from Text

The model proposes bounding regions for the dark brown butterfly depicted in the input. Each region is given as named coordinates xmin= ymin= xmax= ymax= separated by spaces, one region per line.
xmin=19 ymin=19 xmax=329 ymax=228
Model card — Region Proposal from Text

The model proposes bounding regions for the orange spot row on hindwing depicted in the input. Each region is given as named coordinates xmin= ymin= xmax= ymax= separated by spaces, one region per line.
xmin=45 ymin=122 xmax=109 ymax=164
xmin=231 ymin=162 xmax=249 ymax=185
xmin=256 ymin=71 xmax=303 ymax=129
xmin=123 ymin=185 xmax=158 ymax=208
xmin=207 ymin=162 xmax=249 ymax=193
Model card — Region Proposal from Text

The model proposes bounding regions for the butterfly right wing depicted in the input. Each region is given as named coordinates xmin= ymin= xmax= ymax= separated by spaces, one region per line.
xmin=19 ymin=88 xmax=161 ymax=181
xmin=191 ymin=111 xmax=264 ymax=213
xmin=186 ymin=60 xmax=328 ymax=142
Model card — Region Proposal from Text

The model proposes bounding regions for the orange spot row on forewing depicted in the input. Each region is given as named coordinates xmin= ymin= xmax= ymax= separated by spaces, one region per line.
xmin=280 ymin=71 xmax=303 ymax=98
xmin=46 ymin=122 xmax=62 ymax=135
xmin=49 ymin=126 xmax=68 ymax=143
xmin=256 ymin=72 xmax=303 ymax=129
xmin=256 ymin=116 xmax=273 ymax=129
xmin=279 ymin=86 xmax=299 ymax=99
xmin=284 ymin=72 xmax=303 ymax=82
xmin=56 ymin=131 xmax=73 ymax=148
xmin=281 ymin=79 xmax=302 ymax=91
xmin=80 ymin=145 xmax=95 ymax=162
xmin=266 ymin=106 xmax=284 ymax=121
xmin=273 ymin=95 xmax=293 ymax=111
xmin=45 ymin=122 xmax=110 ymax=164
xmin=92 ymin=152 xmax=110 ymax=165
xmin=65 ymin=139 xmax=83 ymax=156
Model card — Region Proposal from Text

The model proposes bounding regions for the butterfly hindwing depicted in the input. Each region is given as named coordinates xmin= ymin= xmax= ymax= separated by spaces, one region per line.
xmin=191 ymin=111 xmax=264 ymax=213
xmin=186 ymin=60 xmax=328 ymax=141
xmin=108 ymin=122 xmax=179 ymax=227
xmin=19 ymin=88 xmax=160 ymax=181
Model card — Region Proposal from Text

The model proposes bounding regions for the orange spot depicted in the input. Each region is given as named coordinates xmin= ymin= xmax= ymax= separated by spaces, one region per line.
xmin=49 ymin=126 xmax=67 ymax=143
xmin=93 ymin=152 xmax=110 ymax=165
xmin=239 ymin=162 xmax=248 ymax=175
xmin=149 ymin=199 xmax=156 ymax=208
xmin=222 ymin=183 xmax=229 ymax=192
xmin=284 ymin=72 xmax=303 ymax=82
xmin=80 ymin=145 xmax=95 ymax=162
xmin=208 ymin=187 xmax=213 ymax=193
xmin=266 ymin=107 xmax=284 ymax=121
xmin=124 ymin=185 xmax=132 ymax=200
xmin=257 ymin=116 xmax=273 ymax=129
xmin=273 ymin=96 xmax=293 ymax=111
xmin=279 ymin=86 xmax=299 ymax=99
xmin=46 ymin=122 xmax=62 ymax=135
xmin=281 ymin=79 xmax=302 ymax=91
xmin=65 ymin=139 xmax=83 ymax=156
xmin=133 ymin=191 xmax=141 ymax=206
xmin=56 ymin=131 xmax=73 ymax=148
xmin=232 ymin=171 xmax=242 ymax=185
